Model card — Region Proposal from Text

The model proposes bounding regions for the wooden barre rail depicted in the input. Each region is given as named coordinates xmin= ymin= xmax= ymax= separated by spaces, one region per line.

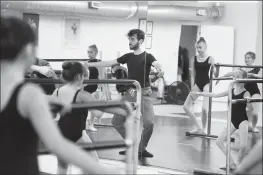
xmin=214 ymin=64 xmax=263 ymax=68
xmin=38 ymin=140 xmax=127 ymax=154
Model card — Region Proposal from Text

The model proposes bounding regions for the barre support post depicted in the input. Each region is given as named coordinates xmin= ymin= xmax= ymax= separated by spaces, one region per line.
xmin=207 ymin=65 xmax=214 ymax=135
xmin=132 ymin=81 xmax=142 ymax=174
xmin=227 ymin=81 xmax=234 ymax=175
xmin=123 ymin=101 xmax=134 ymax=175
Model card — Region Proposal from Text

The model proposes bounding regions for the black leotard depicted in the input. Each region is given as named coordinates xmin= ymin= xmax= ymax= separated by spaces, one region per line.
xmin=244 ymin=68 xmax=261 ymax=96
xmin=57 ymin=89 xmax=88 ymax=142
xmin=84 ymin=59 xmax=101 ymax=94
xmin=0 ymin=82 xmax=39 ymax=174
xmin=231 ymin=89 xmax=248 ymax=129
xmin=194 ymin=56 xmax=211 ymax=91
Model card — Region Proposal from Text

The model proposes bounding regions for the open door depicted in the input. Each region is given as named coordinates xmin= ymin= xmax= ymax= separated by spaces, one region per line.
xmin=197 ymin=25 xmax=235 ymax=102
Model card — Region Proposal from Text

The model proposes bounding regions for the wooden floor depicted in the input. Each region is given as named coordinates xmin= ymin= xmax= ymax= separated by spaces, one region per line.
xmin=39 ymin=112 xmax=262 ymax=174
xmin=90 ymin=115 xmax=262 ymax=173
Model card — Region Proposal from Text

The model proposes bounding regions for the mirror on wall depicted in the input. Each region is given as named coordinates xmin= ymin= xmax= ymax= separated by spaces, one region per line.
xmin=141 ymin=17 xmax=235 ymax=172
xmin=179 ymin=25 xmax=235 ymax=100
xmin=148 ymin=23 xmax=235 ymax=113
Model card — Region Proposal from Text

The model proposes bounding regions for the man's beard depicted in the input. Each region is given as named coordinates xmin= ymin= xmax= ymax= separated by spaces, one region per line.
xmin=129 ymin=42 xmax=139 ymax=50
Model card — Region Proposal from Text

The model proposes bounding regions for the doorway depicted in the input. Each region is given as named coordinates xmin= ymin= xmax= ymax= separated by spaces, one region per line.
xmin=178 ymin=25 xmax=198 ymax=88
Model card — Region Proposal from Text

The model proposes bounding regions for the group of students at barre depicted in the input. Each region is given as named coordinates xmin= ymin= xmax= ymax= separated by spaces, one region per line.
xmin=182 ymin=37 xmax=262 ymax=173
xmin=1 ymin=16 xmax=262 ymax=175
xmin=1 ymin=16 xmax=132 ymax=174
xmin=1 ymin=15 xmax=165 ymax=174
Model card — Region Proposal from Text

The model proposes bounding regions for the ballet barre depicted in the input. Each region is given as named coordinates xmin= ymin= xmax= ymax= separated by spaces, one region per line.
xmin=232 ymin=98 xmax=263 ymax=104
xmin=45 ymin=59 xmax=88 ymax=62
xmin=39 ymin=140 xmax=126 ymax=154
xmin=214 ymin=64 xmax=263 ymax=69
xmin=27 ymin=78 xmax=142 ymax=174
xmin=25 ymin=78 xmax=137 ymax=85
xmin=213 ymin=77 xmax=234 ymax=81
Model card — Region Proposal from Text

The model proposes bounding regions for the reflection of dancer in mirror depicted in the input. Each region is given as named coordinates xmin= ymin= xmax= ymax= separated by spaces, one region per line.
xmin=216 ymin=51 xmax=262 ymax=133
xmin=193 ymin=69 xmax=250 ymax=170
xmin=183 ymin=37 xmax=219 ymax=134
xmin=84 ymin=45 xmax=109 ymax=132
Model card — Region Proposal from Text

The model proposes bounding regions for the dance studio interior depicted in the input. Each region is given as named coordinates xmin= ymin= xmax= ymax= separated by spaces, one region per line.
xmin=1 ymin=1 xmax=262 ymax=175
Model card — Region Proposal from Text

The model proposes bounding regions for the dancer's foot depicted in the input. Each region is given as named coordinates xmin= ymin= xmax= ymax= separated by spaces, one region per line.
xmin=252 ymin=128 xmax=259 ymax=133
xmin=248 ymin=127 xmax=259 ymax=133
xmin=138 ymin=150 xmax=154 ymax=158
xmin=88 ymin=125 xmax=98 ymax=132
xmin=220 ymin=163 xmax=237 ymax=171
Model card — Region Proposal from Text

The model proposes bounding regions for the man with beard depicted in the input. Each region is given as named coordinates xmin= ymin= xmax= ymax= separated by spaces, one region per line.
xmin=84 ymin=29 xmax=164 ymax=158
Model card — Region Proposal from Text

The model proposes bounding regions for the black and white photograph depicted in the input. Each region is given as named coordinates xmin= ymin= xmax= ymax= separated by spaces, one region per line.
xmin=146 ymin=21 xmax=153 ymax=35
xmin=64 ymin=18 xmax=81 ymax=46
xmin=23 ymin=13 xmax=39 ymax=43
xmin=1 ymin=1 xmax=262 ymax=175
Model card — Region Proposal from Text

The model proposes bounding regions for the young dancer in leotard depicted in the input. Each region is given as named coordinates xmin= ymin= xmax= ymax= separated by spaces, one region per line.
xmin=216 ymin=51 xmax=262 ymax=133
xmin=54 ymin=61 xmax=128 ymax=174
xmin=193 ymin=69 xmax=250 ymax=170
xmin=183 ymin=37 xmax=218 ymax=134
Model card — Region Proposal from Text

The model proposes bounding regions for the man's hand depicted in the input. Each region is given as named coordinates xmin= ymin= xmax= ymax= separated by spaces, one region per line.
xmin=149 ymin=74 xmax=155 ymax=80
xmin=157 ymin=70 xmax=164 ymax=78
xmin=37 ymin=66 xmax=54 ymax=78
